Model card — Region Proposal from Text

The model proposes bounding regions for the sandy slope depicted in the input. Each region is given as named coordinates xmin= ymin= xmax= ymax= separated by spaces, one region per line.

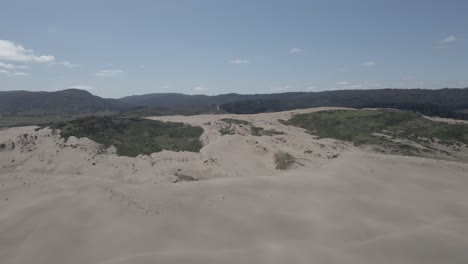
xmin=1 ymin=107 xmax=468 ymax=264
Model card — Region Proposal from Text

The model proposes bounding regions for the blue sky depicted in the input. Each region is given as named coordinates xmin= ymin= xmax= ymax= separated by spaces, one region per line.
xmin=0 ymin=0 xmax=467 ymax=98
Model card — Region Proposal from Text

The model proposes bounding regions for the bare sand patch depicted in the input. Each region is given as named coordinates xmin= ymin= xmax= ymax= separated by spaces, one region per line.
xmin=1 ymin=107 xmax=467 ymax=264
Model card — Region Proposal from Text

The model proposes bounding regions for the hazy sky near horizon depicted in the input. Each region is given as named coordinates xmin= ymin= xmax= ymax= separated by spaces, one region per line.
xmin=0 ymin=0 xmax=467 ymax=98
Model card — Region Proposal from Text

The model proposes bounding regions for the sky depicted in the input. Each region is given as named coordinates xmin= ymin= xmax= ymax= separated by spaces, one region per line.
xmin=0 ymin=0 xmax=467 ymax=98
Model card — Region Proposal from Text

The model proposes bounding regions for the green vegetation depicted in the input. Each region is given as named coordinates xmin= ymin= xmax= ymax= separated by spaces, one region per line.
xmin=0 ymin=115 xmax=79 ymax=128
xmin=250 ymin=126 xmax=284 ymax=136
xmin=220 ymin=88 xmax=468 ymax=120
xmin=0 ymin=143 xmax=5 ymax=150
xmin=219 ymin=118 xmax=283 ymax=136
xmin=50 ymin=116 xmax=204 ymax=157
xmin=250 ymin=126 xmax=264 ymax=136
xmin=120 ymin=105 xmax=225 ymax=118
xmin=278 ymin=119 xmax=289 ymax=126
xmin=0 ymin=89 xmax=129 ymax=116
xmin=219 ymin=127 xmax=236 ymax=135
xmin=3 ymin=88 xmax=468 ymax=127
xmin=274 ymin=152 xmax=296 ymax=170
xmin=0 ymin=110 xmax=120 ymax=128
xmin=287 ymin=109 xmax=468 ymax=154
xmin=173 ymin=173 xmax=198 ymax=183
xmin=220 ymin=118 xmax=251 ymax=125
xmin=121 ymin=88 xmax=468 ymax=120
xmin=219 ymin=118 xmax=251 ymax=135
xmin=259 ymin=129 xmax=284 ymax=136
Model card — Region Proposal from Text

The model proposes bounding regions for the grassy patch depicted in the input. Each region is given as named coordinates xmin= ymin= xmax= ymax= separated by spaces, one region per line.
xmin=219 ymin=127 xmax=236 ymax=135
xmin=0 ymin=115 xmax=77 ymax=128
xmin=274 ymin=152 xmax=296 ymax=170
xmin=121 ymin=105 xmax=225 ymax=118
xmin=220 ymin=118 xmax=284 ymax=136
xmin=219 ymin=118 xmax=253 ymax=135
xmin=287 ymin=109 xmax=468 ymax=154
xmin=220 ymin=118 xmax=251 ymax=126
xmin=251 ymin=126 xmax=284 ymax=136
xmin=250 ymin=126 xmax=264 ymax=136
xmin=277 ymin=119 xmax=290 ymax=126
xmin=0 ymin=110 xmax=119 ymax=128
xmin=50 ymin=116 xmax=204 ymax=157
xmin=173 ymin=173 xmax=198 ymax=183
xmin=260 ymin=129 xmax=284 ymax=136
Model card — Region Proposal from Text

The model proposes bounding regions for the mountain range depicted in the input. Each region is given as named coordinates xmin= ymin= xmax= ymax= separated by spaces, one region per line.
xmin=0 ymin=89 xmax=131 ymax=116
xmin=1 ymin=88 xmax=468 ymax=119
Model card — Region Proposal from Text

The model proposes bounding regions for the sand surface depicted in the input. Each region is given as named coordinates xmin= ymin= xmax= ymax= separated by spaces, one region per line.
xmin=1 ymin=107 xmax=468 ymax=264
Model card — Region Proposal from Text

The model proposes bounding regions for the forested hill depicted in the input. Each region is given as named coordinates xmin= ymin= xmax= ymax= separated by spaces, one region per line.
xmin=2 ymin=88 xmax=468 ymax=120
xmin=0 ymin=89 xmax=131 ymax=115
xmin=219 ymin=88 xmax=468 ymax=119
xmin=119 ymin=92 xmax=308 ymax=108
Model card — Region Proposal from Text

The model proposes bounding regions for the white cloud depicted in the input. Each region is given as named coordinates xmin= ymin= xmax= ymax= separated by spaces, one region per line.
xmin=0 ymin=69 xmax=30 ymax=77
xmin=0 ymin=40 xmax=55 ymax=63
xmin=306 ymin=86 xmax=318 ymax=90
xmin=0 ymin=62 xmax=29 ymax=69
xmin=270 ymin=85 xmax=293 ymax=91
xmin=95 ymin=69 xmax=124 ymax=76
xmin=69 ymin=85 xmax=96 ymax=90
xmin=441 ymin=35 xmax=457 ymax=44
xmin=360 ymin=61 xmax=376 ymax=66
xmin=289 ymin=48 xmax=303 ymax=53
xmin=230 ymin=59 xmax=249 ymax=64
xmin=334 ymin=82 xmax=364 ymax=89
xmin=9 ymin=72 xmax=30 ymax=76
xmin=57 ymin=61 xmax=80 ymax=68
xmin=192 ymin=86 xmax=207 ymax=92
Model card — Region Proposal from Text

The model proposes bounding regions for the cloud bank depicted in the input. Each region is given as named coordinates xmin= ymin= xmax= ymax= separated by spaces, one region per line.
xmin=192 ymin=86 xmax=207 ymax=92
xmin=360 ymin=61 xmax=376 ymax=67
xmin=441 ymin=35 xmax=457 ymax=44
xmin=231 ymin=59 xmax=249 ymax=64
xmin=95 ymin=69 xmax=124 ymax=76
xmin=289 ymin=48 xmax=302 ymax=53
xmin=0 ymin=62 xmax=29 ymax=69
xmin=0 ymin=40 xmax=55 ymax=63
xmin=69 ymin=85 xmax=96 ymax=90
xmin=0 ymin=69 xmax=30 ymax=77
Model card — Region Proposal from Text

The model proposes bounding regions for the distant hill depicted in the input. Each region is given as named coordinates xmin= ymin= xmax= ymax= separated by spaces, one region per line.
xmin=220 ymin=88 xmax=468 ymax=119
xmin=119 ymin=88 xmax=468 ymax=119
xmin=120 ymin=105 xmax=225 ymax=118
xmin=2 ymin=88 xmax=468 ymax=120
xmin=119 ymin=92 xmax=308 ymax=108
xmin=0 ymin=89 xmax=131 ymax=116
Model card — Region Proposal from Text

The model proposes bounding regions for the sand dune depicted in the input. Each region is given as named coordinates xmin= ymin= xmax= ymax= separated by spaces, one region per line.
xmin=1 ymin=108 xmax=468 ymax=264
